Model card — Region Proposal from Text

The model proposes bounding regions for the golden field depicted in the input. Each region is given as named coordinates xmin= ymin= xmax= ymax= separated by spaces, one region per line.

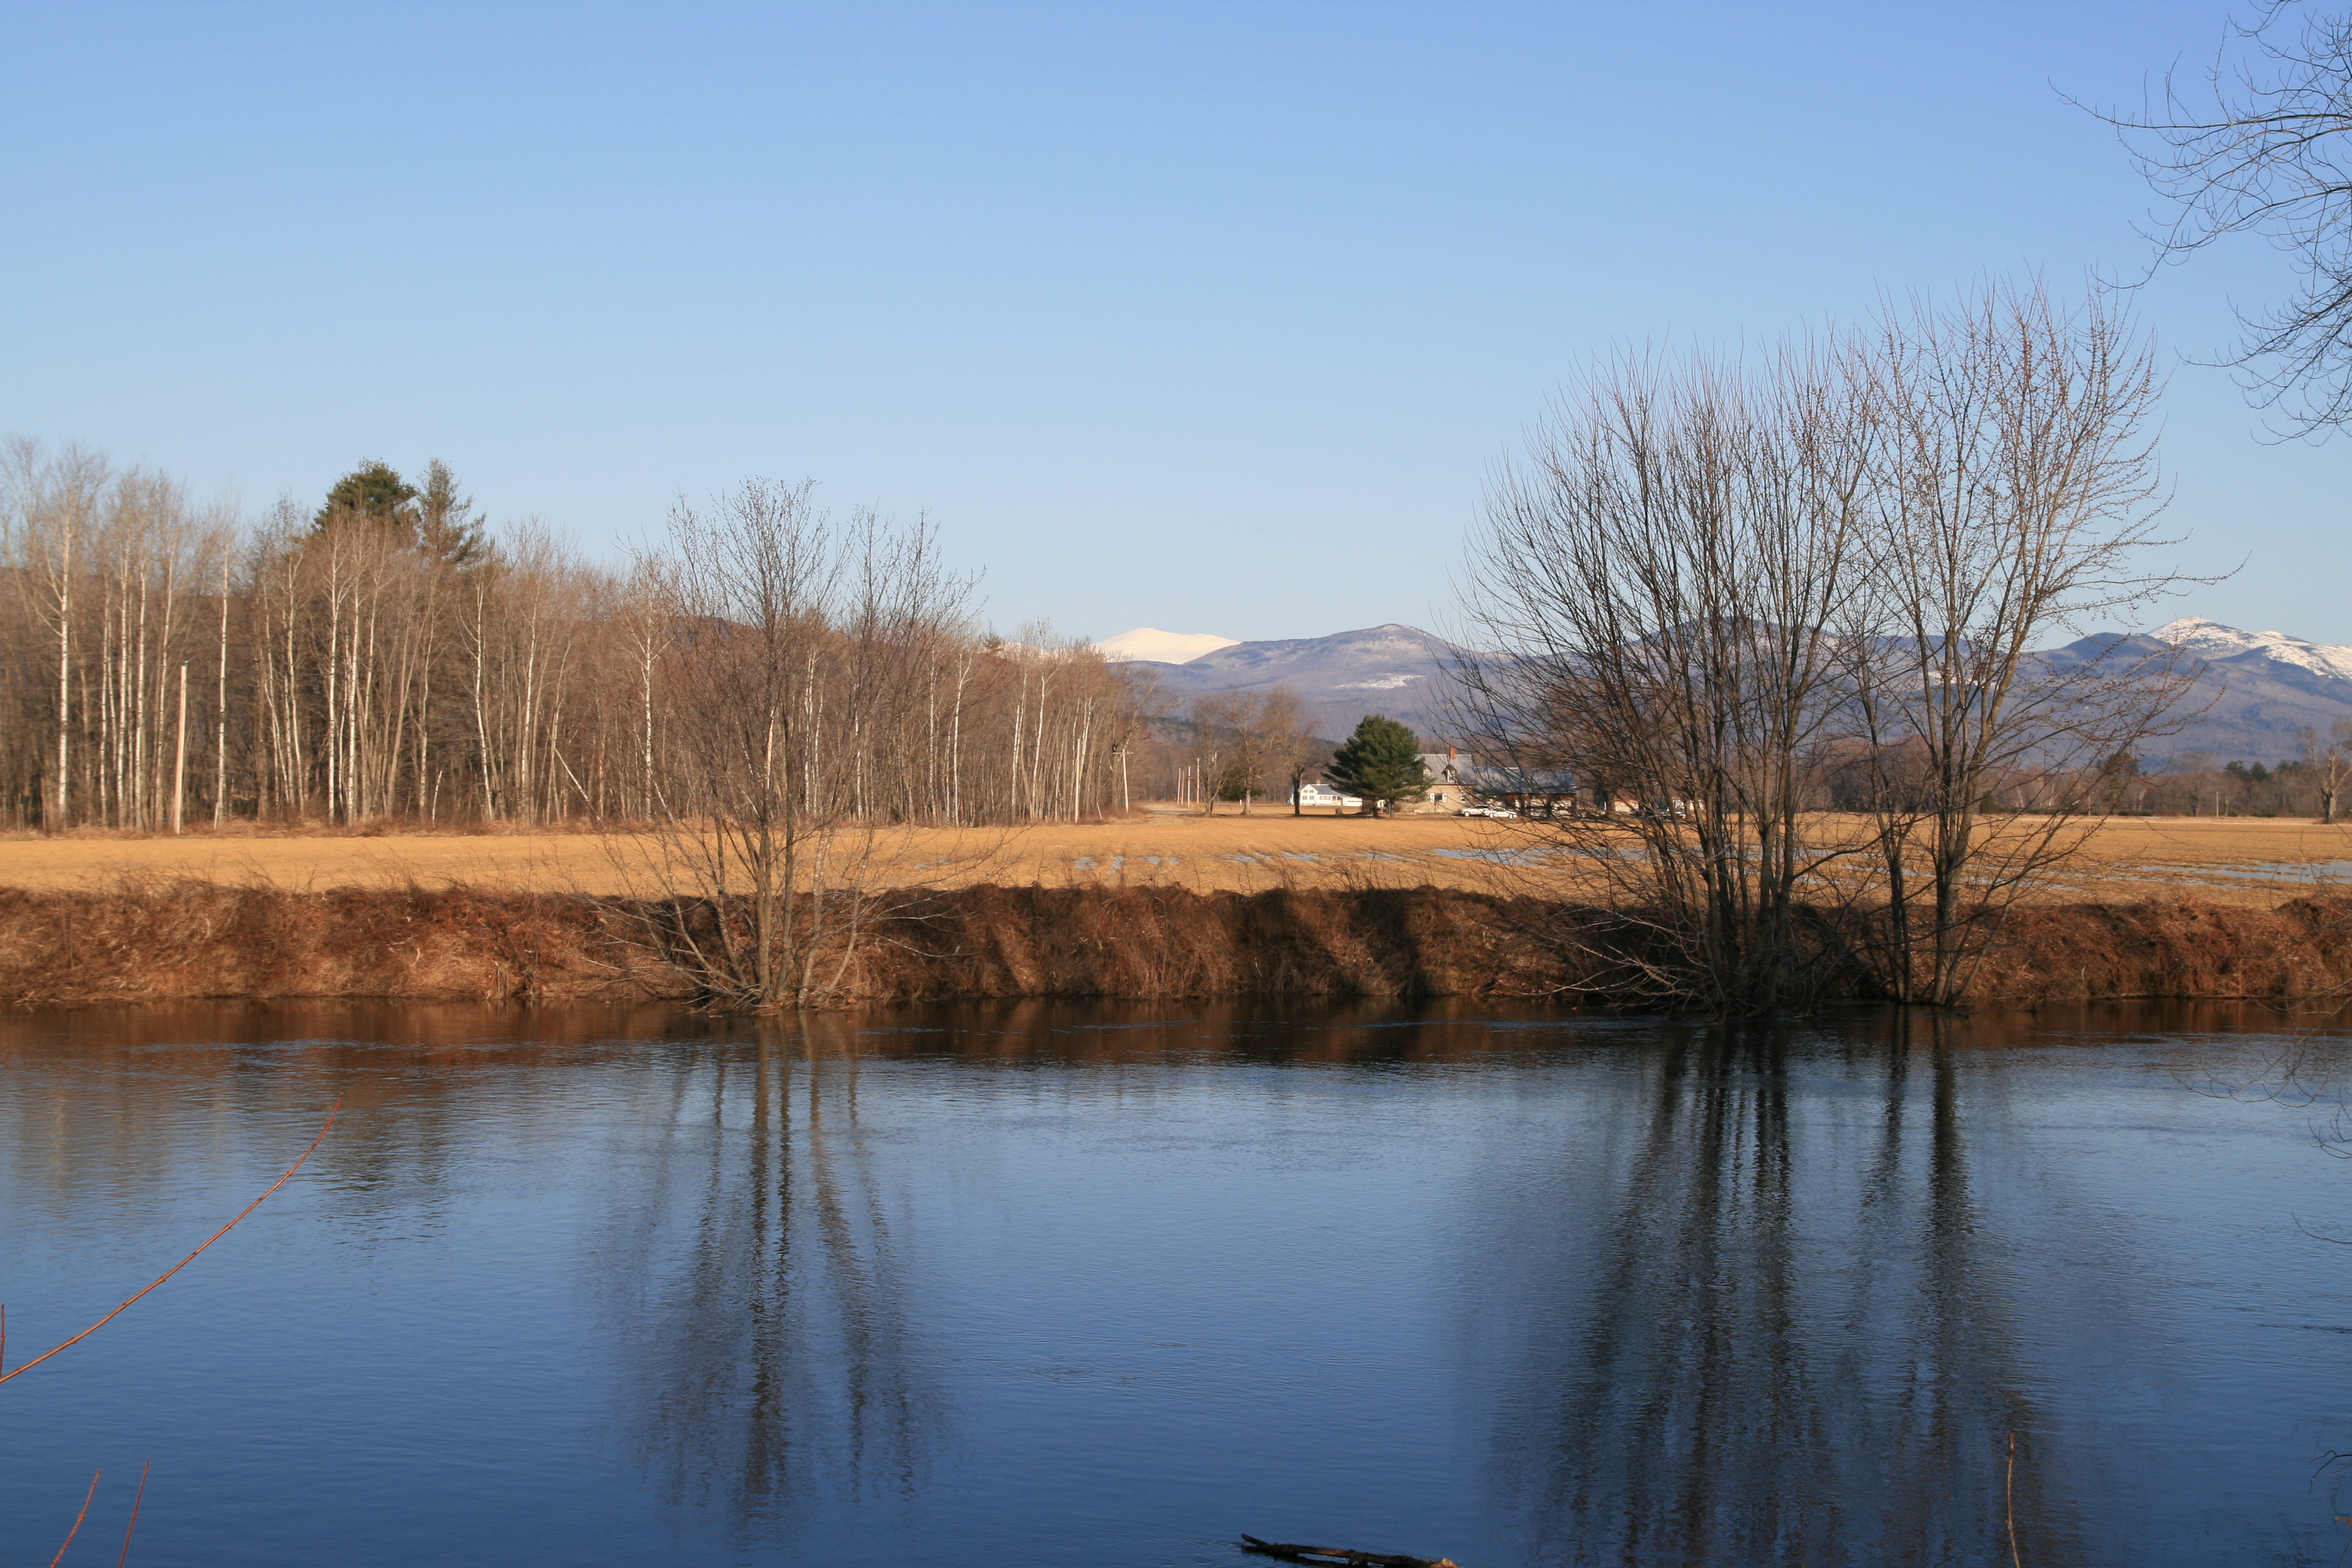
xmin=0 ymin=808 xmax=2345 ymax=906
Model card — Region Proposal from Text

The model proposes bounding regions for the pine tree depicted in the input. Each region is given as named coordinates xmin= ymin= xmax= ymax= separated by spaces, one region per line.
xmin=1325 ymin=714 xmax=1428 ymax=817
xmin=315 ymin=460 xmax=419 ymax=535
xmin=417 ymin=459 xmax=491 ymax=570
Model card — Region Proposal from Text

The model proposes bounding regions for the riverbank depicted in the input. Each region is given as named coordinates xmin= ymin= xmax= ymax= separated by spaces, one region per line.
xmin=2 ymin=880 xmax=2345 ymax=1010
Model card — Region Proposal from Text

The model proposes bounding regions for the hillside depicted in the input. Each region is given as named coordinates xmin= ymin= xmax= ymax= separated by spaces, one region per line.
xmin=1120 ymin=615 xmax=2352 ymax=763
xmin=1117 ymin=623 xmax=1467 ymax=740
xmin=2036 ymin=618 xmax=2352 ymax=763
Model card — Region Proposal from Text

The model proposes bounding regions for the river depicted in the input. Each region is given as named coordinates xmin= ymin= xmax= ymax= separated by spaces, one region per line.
xmin=2 ymin=999 xmax=2348 ymax=1566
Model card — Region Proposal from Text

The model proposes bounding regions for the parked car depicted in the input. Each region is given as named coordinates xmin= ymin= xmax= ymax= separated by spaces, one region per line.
xmin=1456 ymin=805 xmax=1518 ymax=820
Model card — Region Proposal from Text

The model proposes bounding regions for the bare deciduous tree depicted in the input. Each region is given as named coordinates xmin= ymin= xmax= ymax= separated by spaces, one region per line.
xmin=623 ymin=482 xmax=978 ymax=1009
xmin=1456 ymin=341 xmax=1876 ymax=1015
xmin=2301 ymin=718 xmax=2352 ymax=821
xmin=2097 ymin=3 xmax=2352 ymax=433
xmin=1847 ymin=283 xmax=2201 ymax=1004
xmin=1455 ymin=283 xmax=2204 ymax=1015
xmin=1189 ymin=691 xmax=1243 ymax=815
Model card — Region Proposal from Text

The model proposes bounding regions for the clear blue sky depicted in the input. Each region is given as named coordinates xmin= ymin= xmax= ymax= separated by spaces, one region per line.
xmin=3 ymin=2 xmax=2342 ymax=643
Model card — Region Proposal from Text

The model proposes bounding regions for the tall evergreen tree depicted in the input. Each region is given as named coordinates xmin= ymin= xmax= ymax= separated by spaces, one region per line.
xmin=1325 ymin=714 xmax=1428 ymax=816
xmin=315 ymin=460 xmax=420 ymax=535
xmin=417 ymin=459 xmax=490 ymax=570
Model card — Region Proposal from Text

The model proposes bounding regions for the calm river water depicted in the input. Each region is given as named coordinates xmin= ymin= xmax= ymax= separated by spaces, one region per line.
xmin=4 ymin=999 xmax=2350 ymax=1567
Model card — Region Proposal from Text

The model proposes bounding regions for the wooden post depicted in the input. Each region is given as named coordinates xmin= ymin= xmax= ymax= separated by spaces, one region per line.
xmin=173 ymin=662 xmax=188 ymax=835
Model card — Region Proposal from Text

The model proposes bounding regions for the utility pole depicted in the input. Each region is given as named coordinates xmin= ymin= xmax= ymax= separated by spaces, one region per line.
xmin=215 ymin=549 xmax=229 ymax=826
xmin=173 ymin=662 xmax=189 ymax=835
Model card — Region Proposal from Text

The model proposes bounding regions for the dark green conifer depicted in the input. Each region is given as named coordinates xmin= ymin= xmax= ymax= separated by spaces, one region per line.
xmin=315 ymin=460 xmax=419 ymax=534
xmin=316 ymin=458 xmax=492 ymax=570
xmin=416 ymin=459 xmax=491 ymax=570
xmin=1325 ymin=714 xmax=1428 ymax=816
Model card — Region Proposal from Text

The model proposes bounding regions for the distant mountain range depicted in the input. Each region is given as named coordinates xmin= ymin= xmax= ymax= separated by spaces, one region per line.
xmin=2122 ymin=617 xmax=2352 ymax=762
xmin=1095 ymin=627 xmax=1240 ymax=664
xmin=1103 ymin=623 xmax=1468 ymax=740
xmin=1102 ymin=616 xmax=2352 ymax=762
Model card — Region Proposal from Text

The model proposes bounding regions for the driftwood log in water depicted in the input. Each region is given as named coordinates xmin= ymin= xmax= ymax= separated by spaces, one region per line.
xmin=1239 ymin=1534 xmax=1459 ymax=1568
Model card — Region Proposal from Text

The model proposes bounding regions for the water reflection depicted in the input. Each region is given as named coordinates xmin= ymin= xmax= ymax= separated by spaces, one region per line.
xmin=593 ymin=1019 xmax=927 ymax=1524
xmin=1475 ymin=1014 xmax=2086 ymax=1567
xmin=3 ymin=999 xmax=2347 ymax=1567
xmin=0 ymin=1003 xmax=632 ymax=1233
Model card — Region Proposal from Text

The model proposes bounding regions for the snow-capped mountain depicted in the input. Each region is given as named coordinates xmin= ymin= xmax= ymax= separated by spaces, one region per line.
xmin=2154 ymin=617 xmax=2352 ymax=687
xmin=1095 ymin=627 xmax=1239 ymax=665
xmin=1111 ymin=614 xmax=2352 ymax=758
xmin=2106 ymin=615 xmax=2352 ymax=762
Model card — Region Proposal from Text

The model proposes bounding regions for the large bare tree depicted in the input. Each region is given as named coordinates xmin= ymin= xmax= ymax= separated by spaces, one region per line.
xmin=1455 ymin=284 xmax=2201 ymax=1015
xmin=1456 ymin=341 xmax=1877 ymax=1015
xmin=1188 ymin=687 xmax=1310 ymax=816
xmin=623 ymin=482 xmax=978 ymax=1009
xmin=1845 ymin=282 xmax=2200 ymax=1003
xmin=2299 ymin=717 xmax=2352 ymax=822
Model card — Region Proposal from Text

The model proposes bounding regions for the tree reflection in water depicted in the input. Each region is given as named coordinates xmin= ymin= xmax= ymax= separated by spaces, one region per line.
xmin=596 ymin=1017 xmax=927 ymax=1529
xmin=1479 ymin=1013 xmax=2085 ymax=1568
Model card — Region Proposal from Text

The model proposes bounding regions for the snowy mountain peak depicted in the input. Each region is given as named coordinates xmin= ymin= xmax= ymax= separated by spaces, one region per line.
xmin=2153 ymin=617 xmax=2352 ymax=685
xmin=1096 ymin=627 xmax=1240 ymax=665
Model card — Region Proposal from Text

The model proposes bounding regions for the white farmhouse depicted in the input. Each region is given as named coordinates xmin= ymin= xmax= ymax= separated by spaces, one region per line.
xmin=1292 ymin=782 xmax=1364 ymax=811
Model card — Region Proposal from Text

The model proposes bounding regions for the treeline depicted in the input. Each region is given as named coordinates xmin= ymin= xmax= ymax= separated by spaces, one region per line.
xmin=0 ymin=446 xmax=1153 ymax=831
xmin=1147 ymin=688 xmax=1331 ymax=814
xmin=2122 ymin=731 xmax=2352 ymax=820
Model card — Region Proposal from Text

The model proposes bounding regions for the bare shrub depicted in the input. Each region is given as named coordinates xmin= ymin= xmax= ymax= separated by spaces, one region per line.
xmin=611 ymin=483 xmax=979 ymax=1009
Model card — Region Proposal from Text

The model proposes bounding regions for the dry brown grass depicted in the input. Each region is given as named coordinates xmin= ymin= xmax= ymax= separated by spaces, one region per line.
xmin=1 ymin=806 xmax=2347 ymax=1011
xmin=1962 ymin=895 xmax=2352 ymax=1005
xmin=0 ymin=880 xmax=1593 ymax=1008
xmin=0 ymin=880 xmax=678 ymax=1007
xmin=0 ymin=809 xmax=2343 ymax=904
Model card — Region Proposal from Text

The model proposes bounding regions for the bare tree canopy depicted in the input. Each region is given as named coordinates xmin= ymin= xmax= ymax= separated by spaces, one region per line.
xmin=1454 ymin=281 xmax=2204 ymax=1014
xmin=2098 ymin=2 xmax=2352 ymax=433
xmin=2298 ymin=716 xmax=2352 ymax=819
xmin=1457 ymin=335 xmax=1877 ymax=1014
xmin=1187 ymin=687 xmax=1313 ymax=815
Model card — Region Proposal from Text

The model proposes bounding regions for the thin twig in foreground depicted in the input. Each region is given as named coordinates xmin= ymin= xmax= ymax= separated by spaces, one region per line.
xmin=115 ymin=1460 xmax=149 ymax=1568
xmin=0 ymin=1099 xmax=340 ymax=1387
xmin=50 ymin=1470 xmax=99 ymax=1568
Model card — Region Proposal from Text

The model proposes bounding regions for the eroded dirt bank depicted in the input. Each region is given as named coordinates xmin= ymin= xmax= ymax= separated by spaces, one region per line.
xmin=1 ymin=881 xmax=2348 ymax=1011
